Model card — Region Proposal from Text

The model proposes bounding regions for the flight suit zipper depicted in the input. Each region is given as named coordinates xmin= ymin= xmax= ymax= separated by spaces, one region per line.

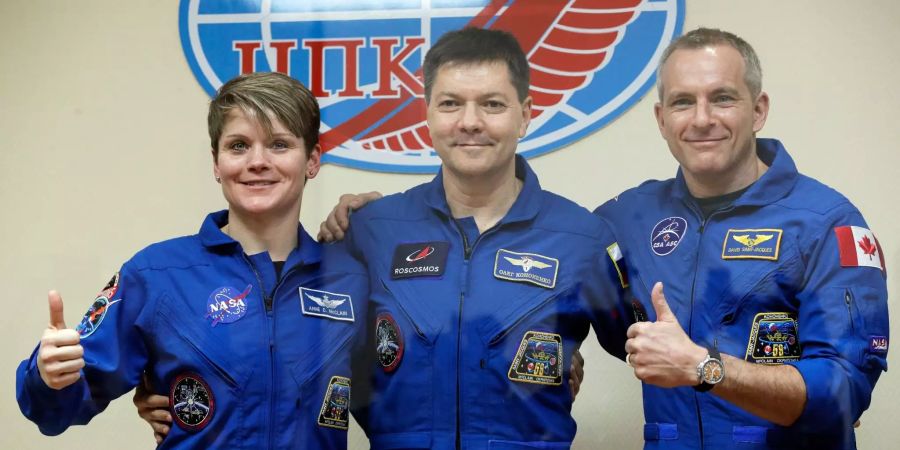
xmin=241 ymin=254 xmax=302 ymax=450
xmin=451 ymin=218 xmax=500 ymax=450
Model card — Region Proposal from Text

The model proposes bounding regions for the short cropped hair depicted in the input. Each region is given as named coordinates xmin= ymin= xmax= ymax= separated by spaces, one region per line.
xmin=657 ymin=27 xmax=763 ymax=100
xmin=423 ymin=27 xmax=530 ymax=103
xmin=208 ymin=72 xmax=320 ymax=158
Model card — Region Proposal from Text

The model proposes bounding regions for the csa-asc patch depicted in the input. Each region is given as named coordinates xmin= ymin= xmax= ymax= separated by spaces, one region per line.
xmin=318 ymin=375 xmax=351 ymax=430
xmin=75 ymin=272 xmax=122 ymax=338
xmin=650 ymin=217 xmax=687 ymax=256
xmin=508 ymin=331 xmax=563 ymax=385
xmin=170 ymin=373 xmax=215 ymax=431
xmin=375 ymin=313 xmax=404 ymax=372
xmin=745 ymin=312 xmax=801 ymax=364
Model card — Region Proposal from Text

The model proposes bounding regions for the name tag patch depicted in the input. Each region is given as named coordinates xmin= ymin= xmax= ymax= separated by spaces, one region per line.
xmin=391 ymin=241 xmax=449 ymax=279
xmin=722 ymin=229 xmax=783 ymax=261
xmin=317 ymin=375 xmax=351 ymax=430
xmin=745 ymin=312 xmax=801 ymax=364
xmin=508 ymin=331 xmax=563 ymax=385
xmin=300 ymin=287 xmax=355 ymax=322
xmin=494 ymin=249 xmax=559 ymax=289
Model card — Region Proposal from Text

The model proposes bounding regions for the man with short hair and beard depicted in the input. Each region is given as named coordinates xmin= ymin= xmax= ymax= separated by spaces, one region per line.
xmin=605 ymin=27 xmax=888 ymax=449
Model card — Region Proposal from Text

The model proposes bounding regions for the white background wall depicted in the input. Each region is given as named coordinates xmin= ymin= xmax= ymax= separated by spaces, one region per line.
xmin=1 ymin=1 xmax=896 ymax=448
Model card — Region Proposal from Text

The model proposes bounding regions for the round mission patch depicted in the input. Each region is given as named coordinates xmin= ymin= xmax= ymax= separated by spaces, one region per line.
xmin=375 ymin=312 xmax=404 ymax=372
xmin=170 ymin=373 xmax=215 ymax=431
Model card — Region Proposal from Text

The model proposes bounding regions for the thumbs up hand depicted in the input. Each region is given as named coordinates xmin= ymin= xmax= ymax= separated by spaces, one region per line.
xmin=37 ymin=291 xmax=85 ymax=390
xmin=624 ymin=282 xmax=707 ymax=388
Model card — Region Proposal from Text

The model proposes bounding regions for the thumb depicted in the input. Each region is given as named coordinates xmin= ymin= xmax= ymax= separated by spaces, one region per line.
xmin=651 ymin=282 xmax=676 ymax=322
xmin=48 ymin=290 xmax=67 ymax=330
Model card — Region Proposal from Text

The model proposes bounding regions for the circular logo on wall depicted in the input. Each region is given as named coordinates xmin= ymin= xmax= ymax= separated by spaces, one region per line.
xmin=179 ymin=0 xmax=684 ymax=173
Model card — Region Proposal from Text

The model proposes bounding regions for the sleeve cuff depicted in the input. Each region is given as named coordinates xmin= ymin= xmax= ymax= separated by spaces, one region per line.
xmin=791 ymin=357 xmax=859 ymax=431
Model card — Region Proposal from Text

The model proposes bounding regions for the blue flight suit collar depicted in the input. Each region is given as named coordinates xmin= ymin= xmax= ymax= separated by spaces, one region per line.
xmin=422 ymin=154 xmax=544 ymax=225
xmin=672 ymin=138 xmax=799 ymax=209
xmin=198 ymin=210 xmax=322 ymax=267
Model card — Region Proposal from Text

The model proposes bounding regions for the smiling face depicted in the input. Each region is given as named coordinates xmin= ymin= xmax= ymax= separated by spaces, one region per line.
xmin=426 ymin=61 xmax=531 ymax=181
xmin=655 ymin=45 xmax=769 ymax=195
xmin=213 ymin=108 xmax=320 ymax=222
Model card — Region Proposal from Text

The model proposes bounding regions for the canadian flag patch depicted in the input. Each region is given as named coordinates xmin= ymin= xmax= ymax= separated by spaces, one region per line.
xmin=834 ymin=226 xmax=885 ymax=271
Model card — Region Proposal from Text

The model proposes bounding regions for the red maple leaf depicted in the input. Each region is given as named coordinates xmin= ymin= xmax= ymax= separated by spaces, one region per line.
xmin=858 ymin=235 xmax=877 ymax=259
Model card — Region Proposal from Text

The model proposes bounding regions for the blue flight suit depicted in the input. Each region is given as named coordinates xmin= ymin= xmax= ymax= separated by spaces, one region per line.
xmin=16 ymin=211 xmax=368 ymax=449
xmin=595 ymin=139 xmax=889 ymax=449
xmin=347 ymin=156 xmax=630 ymax=450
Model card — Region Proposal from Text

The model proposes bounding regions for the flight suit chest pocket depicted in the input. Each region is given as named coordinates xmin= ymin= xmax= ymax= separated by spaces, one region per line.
xmin=153 ymin=298 xmax=251 ymax=444
xmin=154 ymin=298 xmax=250 ymax=390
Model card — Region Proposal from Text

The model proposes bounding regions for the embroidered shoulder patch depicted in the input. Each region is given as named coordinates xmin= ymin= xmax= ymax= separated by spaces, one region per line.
xmin=494 ymin=249 xmax=559 ymax=289
xmin=318 ymin=375 xmax=351 ymax=430
xmin=869 ymin=336 xmax=889 ymax=354
xmin=170 ymin=373 xmax=215 ymax=431
xmin=300 ymin=287 xmax=355 ymax=322
xmin=391 ymin=241 xmax=450 ymax=279
xmin=508 ymin=331 xmax=563 ymax=385
xmin=375 ymin=312 xmax=404 ymax=372
xmin=75 ymin=272 xmax=122 ymax=338
xmin=722 ymin=229 xmax=783 ymax=261
xmin=835 ymin=226 xmax=885 ymax=271
xmin=745 ymin=312 xmax=801 ymax=364
xmin=606 ymin=242 xmax=629 ymax=289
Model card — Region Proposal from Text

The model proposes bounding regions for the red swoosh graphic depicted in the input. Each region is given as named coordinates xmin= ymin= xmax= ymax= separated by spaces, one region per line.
xmin=320 ymin=0 xmax=642 ymax=153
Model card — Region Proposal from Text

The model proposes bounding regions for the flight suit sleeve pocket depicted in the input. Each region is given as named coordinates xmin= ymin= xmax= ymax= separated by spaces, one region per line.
xmin=848 ymin=286 xmax=889 ymax=372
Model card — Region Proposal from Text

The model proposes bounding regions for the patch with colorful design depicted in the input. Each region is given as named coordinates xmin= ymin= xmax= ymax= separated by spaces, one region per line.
xmin=375 ymin=312 xmax=404 ymax=372
xmin=75 ymin=272 xmax=122 ymax=338
xmin=745 ymin=312 xmax=801 ymax=364
xmin=317 ymin=375 xmax=351 ymax=430
xmin=508 ymin=331 xmax=563 ymax=385
xmin=170 ymin=373 xmax=215 ymax=431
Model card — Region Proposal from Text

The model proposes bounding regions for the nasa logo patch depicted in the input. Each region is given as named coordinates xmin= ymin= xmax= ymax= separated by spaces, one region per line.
xmin=205 ymin=285 xmax=251 ymax=326
xmin=745 ymin=312 xmax=802 ymax=364
xmin=75 ymin=272 xmax=123 ymax=338
xmin=317 ymin=375 xmax=351 ymax=430
xmin=508 ymin=330 xmax=563 ymax=385
xmin=650 ymin=217 xmax=687 ymax=256
xmin=170 ymin=373 xmax=215 ymax=431
xmin=375 ymin=312 xmax=404 ymax=372
xmin=869 ymin=336 xmax=888 ymax=354
xmin=178 ymin=0 xmax=685 ymax=173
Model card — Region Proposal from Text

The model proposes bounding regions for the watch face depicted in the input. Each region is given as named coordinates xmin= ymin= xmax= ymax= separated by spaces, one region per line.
xmin=702 ymin=359 xmax=725 ymax=384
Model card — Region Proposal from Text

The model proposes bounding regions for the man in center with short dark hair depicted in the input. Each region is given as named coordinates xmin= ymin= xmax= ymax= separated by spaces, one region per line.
xmin=344 ymin=27 xmax=630 ymax=448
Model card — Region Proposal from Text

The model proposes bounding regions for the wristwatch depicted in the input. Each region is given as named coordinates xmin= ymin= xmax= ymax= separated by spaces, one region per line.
xmin=694 ymin=346 xmax=725 ymax=392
